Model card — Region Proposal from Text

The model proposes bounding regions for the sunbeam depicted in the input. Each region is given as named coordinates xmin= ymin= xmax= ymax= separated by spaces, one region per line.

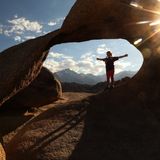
xmin=120 ymin=1 xmax=160 ymax=15
xmin=120 ymin=0 xmax=160 ymax=47
xmin=136 ymin=28 xmax=160 ymax=47
xmin=129 ymin=2 xmax=160 ymax=15
xmin=149 ymin=20 xmax=160 ymax=26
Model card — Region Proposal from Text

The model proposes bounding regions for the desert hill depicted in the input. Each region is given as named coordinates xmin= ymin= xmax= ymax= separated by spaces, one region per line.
xmin=61 ymin=76 xmax=130 ymax=93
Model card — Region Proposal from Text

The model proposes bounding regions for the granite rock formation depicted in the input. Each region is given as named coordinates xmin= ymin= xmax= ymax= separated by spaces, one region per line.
xmin=0 ymin=143 xmax=6 ymax=160
xmin=0 ymin=30 xmax=60 ymax=106
xmin=1 ymin=67 xmax=62 ymax=110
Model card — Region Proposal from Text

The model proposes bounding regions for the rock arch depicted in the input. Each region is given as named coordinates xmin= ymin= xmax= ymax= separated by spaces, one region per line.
xmin=0 ymin=0 xmax=159 ymax=106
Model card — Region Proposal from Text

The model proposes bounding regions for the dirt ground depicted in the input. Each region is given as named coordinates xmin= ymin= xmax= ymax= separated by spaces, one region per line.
xmin=1 ymin=92 xmax=94 ymax=146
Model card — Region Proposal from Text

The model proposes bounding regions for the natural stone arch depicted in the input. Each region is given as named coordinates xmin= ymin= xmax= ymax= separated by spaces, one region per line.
xmin=0 ymin=0 xmax=159 ymax=107
xmin=42 ymin=0 xmax=160 ymax=111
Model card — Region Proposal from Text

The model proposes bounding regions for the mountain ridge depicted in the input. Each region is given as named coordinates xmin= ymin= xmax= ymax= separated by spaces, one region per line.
xmin=54 ymin=68 xmax=136 ymax=85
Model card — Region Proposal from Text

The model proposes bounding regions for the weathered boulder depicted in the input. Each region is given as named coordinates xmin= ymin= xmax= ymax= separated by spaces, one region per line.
xmin=0 ymin=143 xmax=6 ymax=160
xmin=1 ymin=67 xmax=62 ymax=110
xmin=0 ymin=137 xmax=6 ymax=160
xmin=0 ymin=30 xmax=61 ymax=106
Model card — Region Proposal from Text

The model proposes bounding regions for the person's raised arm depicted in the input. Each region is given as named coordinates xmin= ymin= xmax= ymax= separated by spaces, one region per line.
xmin=97 ymin=57 xmax=106 ymax=61
xmin=118 ymin=54 xmax=128 ymax=59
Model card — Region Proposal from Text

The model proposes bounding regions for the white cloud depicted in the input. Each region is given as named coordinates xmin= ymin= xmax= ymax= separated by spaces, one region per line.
xmin=43 ymin=51 xmax=106 ymax=75
xmin=48 ymin=17 xmax=65 ymax=27
xmin=3 ymin=30 xmax=10 ymax=36
xmin=0 ymin=27 xmax=2 ymax=34
xmin=80 ymin=52 xmax=96 ymax=62
xmin=48 ymin=21 xmax=57 ymax=26
xmin=24 ymin=36 xmax=36 ymax=40
xmin=43 ymin=60 xmax=60 ymax=73
xmin=1 ymin=17 xmax=43 ymax=41
xmin=43 ymin=51 xmax=133 ymax=76
xmin=99 ymin=44 xmax=106 ymax=48
xmin=2 ymin=17 xmax=43 ymax=38
xmin=14 ymin=14 xmax=18 ymax=18
xmin=8 ymin=17 xmax=43 ymax=33
xmin=114 ymin=61 xmax=132 ymax=73
xmin=96 ymin=43 xmax=110 ymax=54
xmin=96 ymin=48 xmax=106 ymax=54
xmin=14 ymin=36 xmax=22 ymax=42
xmin=48 ymin=52 xmax=63 ymax=58
xmin=43 ymin=51 xmax=76 ymax=73
xmin=48 ymin=52 xmax=73 ymax=59
xmin=1 ymin=16 xmax=65 ymax=42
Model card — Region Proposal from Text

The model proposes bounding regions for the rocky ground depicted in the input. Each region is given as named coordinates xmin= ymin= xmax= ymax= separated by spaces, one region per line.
xmin=1 ymin=92 xmax=94 ymax=153
xmin=3 ymin=85 xmax=160 ymax=160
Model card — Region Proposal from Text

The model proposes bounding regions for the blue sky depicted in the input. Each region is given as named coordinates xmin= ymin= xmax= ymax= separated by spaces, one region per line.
xmin=0 ymin=0 xmax=143 ymax=75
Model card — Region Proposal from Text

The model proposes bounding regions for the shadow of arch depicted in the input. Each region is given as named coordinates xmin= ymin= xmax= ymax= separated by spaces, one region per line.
xmin=5 ymin=98 xmax=89 ymax=160
xmin=68 ymin=84 xmax=160 ymax=159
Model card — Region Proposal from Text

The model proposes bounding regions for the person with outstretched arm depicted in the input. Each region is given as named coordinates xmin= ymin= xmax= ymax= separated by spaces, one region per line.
xmin=97 ymin=51 xmax=128 ymax=88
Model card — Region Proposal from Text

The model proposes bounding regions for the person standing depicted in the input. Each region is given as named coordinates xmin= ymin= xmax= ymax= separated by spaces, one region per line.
xmin=97 ymin=51 xmax=128 ymax=88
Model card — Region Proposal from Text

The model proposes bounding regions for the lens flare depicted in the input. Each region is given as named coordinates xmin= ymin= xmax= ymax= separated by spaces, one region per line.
xmin=149 ymin=20 xmax=160 ymax=26
xmin=134 ymin=38 xmax=143 ymax=45
xmin=124 ymin=1 xmax=160 ymax=46
xmin=130 ymin=2 xmax=143 ymax=8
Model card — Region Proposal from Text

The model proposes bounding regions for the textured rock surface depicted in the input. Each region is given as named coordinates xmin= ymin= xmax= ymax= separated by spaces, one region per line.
xmin=59 ymin=0 xmax=158 ymax=42
xmin=5 ymin=94 xmax=89 ymax=160
xmin=0 ymin=143 xmax=6 ymax=160
xmin=0 ymin=30 xmax=60 ymax=106
xmin=1 ymin=67 xmax=62 ymax=110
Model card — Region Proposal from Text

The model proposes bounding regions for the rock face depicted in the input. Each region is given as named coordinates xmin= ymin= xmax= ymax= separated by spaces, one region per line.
xmin=0 ymin=30 xmax=60 ymax=106
xmin=0 ymin=143 xmax=6 ymax=160
xmin=58 ymin=0 xmax=158 ymax=42
xmin=2 ymin=67 xmax=62 ymax=110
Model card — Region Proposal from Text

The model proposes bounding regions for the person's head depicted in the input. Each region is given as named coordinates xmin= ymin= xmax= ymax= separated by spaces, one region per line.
xmin=106 ymin=51 xmax=112 ymax=57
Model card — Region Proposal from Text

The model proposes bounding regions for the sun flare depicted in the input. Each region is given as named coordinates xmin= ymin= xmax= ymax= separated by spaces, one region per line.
xmin=149 ymin=20 xmax=160 ymax=26
xmin=128 ymin=1 xmax=160 ymax=46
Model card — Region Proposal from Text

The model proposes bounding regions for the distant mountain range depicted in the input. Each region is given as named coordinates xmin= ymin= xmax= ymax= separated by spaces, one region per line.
xmin=54 ymin=68 xmax=136 ymax=85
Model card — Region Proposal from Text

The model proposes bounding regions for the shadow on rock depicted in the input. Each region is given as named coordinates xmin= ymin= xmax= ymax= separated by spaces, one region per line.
xmin=69 ymin=85 xmax=160 ymax=160
xmin=0 ymin=109 xmax=32 ymax=137
xmin=5 ymin=99 xmax=89 ymax=160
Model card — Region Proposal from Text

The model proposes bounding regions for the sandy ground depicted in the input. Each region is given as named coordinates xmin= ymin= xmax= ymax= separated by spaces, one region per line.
xmin=26 ymin=92 xmax=94 ymax=116
xmin=2 ymin=92 xmax=95 ymax=146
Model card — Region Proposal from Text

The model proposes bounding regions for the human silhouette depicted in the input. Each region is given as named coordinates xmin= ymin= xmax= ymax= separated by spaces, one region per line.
xmin=97 ymin=51 xmax=128 ymax=88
